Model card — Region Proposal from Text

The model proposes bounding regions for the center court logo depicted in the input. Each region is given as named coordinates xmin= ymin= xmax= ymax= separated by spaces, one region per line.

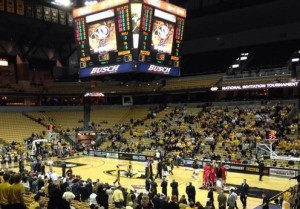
xmin=104 ymin=170 xmax=146 ymax=179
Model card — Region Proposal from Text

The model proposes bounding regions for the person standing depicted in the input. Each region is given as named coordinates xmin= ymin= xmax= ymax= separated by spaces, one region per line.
xmin=207 ymin=187 xmax=215 ymax=208
xmin=168 ymin=195 xmax=180 ymax=209
xmin=113 ymin=165 xmax=121 ymax=186
xmin=9 ymin=173 xmax=26 ymax=209
xmin=145 ymin=178 xmax=151 ymax=191
xmin=227 ymin=189 xmax=236 ymax=209
xmin=186 ymin=182 xmax=196 ymax=203
xmin=221 ymin=163 xmax=227 ymax=187
xmin=170 ymin=179 xmax=179 ymax=199
xmin=149 ymin=160 xmax=154 ymax=180
xmin=127 ymin=161 xmax=133 ymax=178
xmin=156 ymin=160 xmax=162 ymax=179
xmin=18 ymin=156 xmax=24 ymax=173
xmin=192 ymin=161 xmax=199 ymax=179
xmin=258 ymin=158 xmax=265 ymax=181
xmin=240 ymin=179 xmax=249 ymax=209
xmin=112 ymin=186 xmax=124 ymax=208
xmin=262 ymin=193 xmax=269 ymax=209
xmin=216 ymin=164 xmax=223 ymax=183
xmin=61 ymin=161 xmax=67 ymax=177
xmin=161 ymin=177 xmax=168 ymax=196
xmin=0 ymin=173 xmax=11 ymax=209
xmin=217 ymin=190 xmax=227 ymax=209
xmin=150 ymin=179 xmax=158 ymax=195
xmin=231 ymin=189 xmax=238 ymax=209
xmin=145 ymin=160 xmax=149 ymax=178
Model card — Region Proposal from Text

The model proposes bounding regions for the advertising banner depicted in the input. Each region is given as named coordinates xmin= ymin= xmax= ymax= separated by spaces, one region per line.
xmin=269 ymin=168 xmax=298 ymax=178
xmin=79 ymin=62 xmax=134 ymax=78
xmin=94 ymin=151 xmax=107 ymax=157
xmin=137 ymin=62 xmax=180 ymax=76
xmin=245 ymin=166 xmax=269 ymax=175
xmin=118 ymin=153 xmax=132 ymax=160
xmin=106 ymin=152 xmax=119 ymax=159
xmin=223 ymin=164 xmax=246 ymax=172
xmin=132 ymin=155 xmax=146 ymax=162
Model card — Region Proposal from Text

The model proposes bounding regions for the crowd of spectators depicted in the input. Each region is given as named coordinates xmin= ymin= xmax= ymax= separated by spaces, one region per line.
xmin=85 ymin=101 xmax=300 ymax=168
xmin=0 ymin=101 xmax=299 ymax=209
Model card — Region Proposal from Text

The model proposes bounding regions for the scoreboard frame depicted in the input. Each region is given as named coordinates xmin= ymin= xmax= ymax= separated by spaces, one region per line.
xmin=73 ymin=0 xmax=186 ymax=78
xmin=137 ymin=0 xmax=186 ymax=76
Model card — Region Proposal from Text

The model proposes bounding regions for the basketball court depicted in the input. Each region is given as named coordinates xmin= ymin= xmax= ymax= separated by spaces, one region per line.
xmin=26 ymin=156 xmax=296 ymax=209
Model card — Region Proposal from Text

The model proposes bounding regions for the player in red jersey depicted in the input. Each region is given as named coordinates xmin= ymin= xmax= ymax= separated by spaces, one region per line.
xmin=221 ymin=163 xmax=227 ymax=187
xmin=203 ymin=163 xmax=211 ymax=189
xmin=210 ymin=164 xmax=217 ymax=187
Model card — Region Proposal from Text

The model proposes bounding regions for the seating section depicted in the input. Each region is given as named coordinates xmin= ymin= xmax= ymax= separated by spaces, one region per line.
xmin=0 ymin=101 xmax=298 ymax=168
xmin=47 ymin=83 xmax=85 ymax=94
xmin=93 ymin=102 xmax=297 ymax=167
xmin=0 ymin=112 xmax=45 ymax=144
xmin=41 ymin=111 xmax=84 ymax=135
xmin=163 ymin=74 xmax=222 ymax=91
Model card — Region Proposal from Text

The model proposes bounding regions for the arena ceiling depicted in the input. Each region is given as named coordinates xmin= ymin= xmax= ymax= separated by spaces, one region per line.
xmin=0 ymin=0 xmax=299 ymax=78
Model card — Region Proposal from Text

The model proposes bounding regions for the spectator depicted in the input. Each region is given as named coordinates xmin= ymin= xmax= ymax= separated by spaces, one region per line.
xmin=62 ymin=187 xmax=75 ymax=203
xmin=167 ymin=195 xmax=179 ymax=209
xmin=9 ymin=173 xmax=26 ymax=209
xmin=161 ymin=177 xmax=168 ymax=196
xmin=113 ymin=186 xmax=124 ymax=208
xmin=0 ymin=173 xmax=11 ymax=209
xmin=170 ymin=179 xmax=179 ymax=199
xmin=28 ymin=194 xmax=40 ymax=209
xmin=217 ymin=190 xmax=227 ymax=209
xmin=227 ymin=190 xmax=236 ymax=209
xmin=89 ymin=188 xmax=98 ymax=209
xmin=186 ymin=182 xmax=196 ymax=203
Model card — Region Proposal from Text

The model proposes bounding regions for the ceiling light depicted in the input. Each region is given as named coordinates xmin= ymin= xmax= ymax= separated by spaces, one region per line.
xmin=53 ymin=0 xmax=71 ymax=7
xmin=232 ymin=64 xmax=239 ymax=68
xmin=85 ymin=0 xmax=98 ymax=6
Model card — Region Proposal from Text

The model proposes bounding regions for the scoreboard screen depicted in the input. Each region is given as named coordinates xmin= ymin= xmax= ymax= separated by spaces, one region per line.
xmin=73 ymin=0 xmax=186 ymax=78
xmin=137 ymin=0 xmax=186 ymax=76
xmin=73 ymin=0 xmax=134 ymax=77
xmin=266 ymin=130 xmax=278 ymax=141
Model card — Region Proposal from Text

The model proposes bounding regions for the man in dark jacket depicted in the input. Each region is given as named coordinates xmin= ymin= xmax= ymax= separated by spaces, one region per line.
xmin=186 ymin=182 xmax=196 ymax=203
xmin=240 ymin=179 xmax=249 ymax=209
xmin=151 ymin=179 xmax=158 ymax=195
xmin=161 ymin=178 xmax=168 ymax=196
xmin=61 ymin=161 xmax=67 ymax=177
xmin=258 ymin=158 xmax=264 ymax=181
xmin=170 ymin=179 xmax=179 ymax=199
xmin=167 ymin=195 xmax=179 ymax=209
xmin=262 ymin=193 xmax=269 ymax=209
xmin=145 ymin=178 xmax=151 ymax=191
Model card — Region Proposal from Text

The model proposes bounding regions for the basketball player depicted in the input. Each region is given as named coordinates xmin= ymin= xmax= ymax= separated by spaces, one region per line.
xmin=113 ymin=165 xmax=121 ymax=186
xmin=127 ymin=161 xmax=133 ymax=178
xmin=192 ymin=161 xmax=199 ymax=179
